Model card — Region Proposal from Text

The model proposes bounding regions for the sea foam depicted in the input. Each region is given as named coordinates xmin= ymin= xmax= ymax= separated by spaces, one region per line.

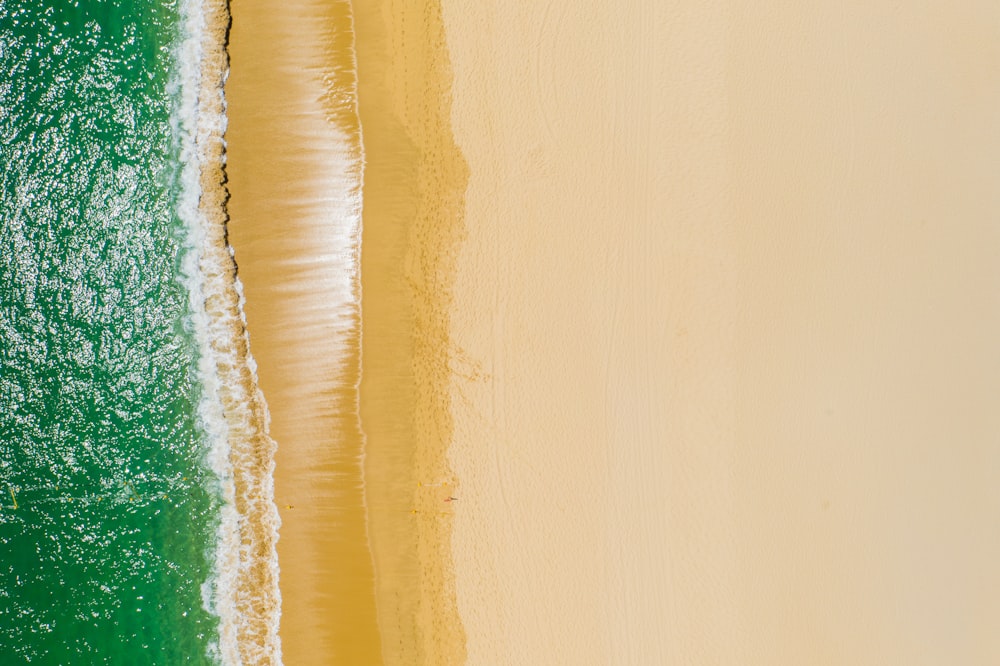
xmin=173 ymin=0 xmax=282 ymax=663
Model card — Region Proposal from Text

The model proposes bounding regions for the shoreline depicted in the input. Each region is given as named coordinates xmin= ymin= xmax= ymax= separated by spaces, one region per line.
xmin=185 ymin=0 xmax=282 ymax=663
xmin=224 ymin=0 xmax=466 ymax=663
xmin=224 ymin=0 xmax=378 ymax=663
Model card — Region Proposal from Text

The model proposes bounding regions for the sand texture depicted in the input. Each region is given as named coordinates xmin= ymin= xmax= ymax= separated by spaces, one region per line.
xmin=443 ymin=1 xmax=1000 ymax=664
xmin=225 ymin=0 xmax=1000 ymax=663
xmin=351 ymin=0 xmax=468 ymax=663
xmin=225 ymin=1 xmax=379 ymax=663
xmin=226 ymin=0 xmax=465 ymax=663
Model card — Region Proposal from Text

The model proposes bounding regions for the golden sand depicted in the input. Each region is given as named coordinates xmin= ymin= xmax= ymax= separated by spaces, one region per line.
xmin=226 ymin=1 xmax=380 ymax=663
xmin=442 ymin=0 xmax=1000 ymax=663
xmin=441 ymin=2 xmax=734 ymax=662
xmin=226 ymin=0 xmax=465 ymax=663
xmin=226 ymin=0 xmax=1000 ymax=662
xmin=351 ymin=0 xmax=468 ymax=663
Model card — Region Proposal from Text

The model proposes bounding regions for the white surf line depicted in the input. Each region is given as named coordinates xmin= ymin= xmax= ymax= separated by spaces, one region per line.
xmin=175 ymin=0 xmax=282 ymax=664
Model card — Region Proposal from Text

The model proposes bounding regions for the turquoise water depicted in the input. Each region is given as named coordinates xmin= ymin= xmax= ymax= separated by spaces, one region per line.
xmin=0 ymin=1 xmax=223 ymax=662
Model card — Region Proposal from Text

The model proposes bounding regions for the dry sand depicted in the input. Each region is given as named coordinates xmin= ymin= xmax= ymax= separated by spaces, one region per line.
xmin=443 ymin=1 xmax=1000 ymax=664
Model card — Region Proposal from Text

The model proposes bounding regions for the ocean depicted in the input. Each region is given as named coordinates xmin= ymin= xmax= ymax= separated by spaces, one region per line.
xmin=0 ymin=0 xmax=276 ymax=662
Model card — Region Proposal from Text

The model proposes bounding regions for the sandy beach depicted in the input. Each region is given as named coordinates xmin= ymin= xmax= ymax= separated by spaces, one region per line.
xmin=442 ymin=2 xmax=735 ymax=662
xmin=224 ymin=0 xmax=1000 ymax=663
xmin=443 ymin=1 xmax=1000 ymax=664
xmin=226 ymin=1 xmax=380 ymax=663
xmin=350 ymin=0 xmax=467 ymax=662
xmin=227 ymin=0 xmax=464 ymax=663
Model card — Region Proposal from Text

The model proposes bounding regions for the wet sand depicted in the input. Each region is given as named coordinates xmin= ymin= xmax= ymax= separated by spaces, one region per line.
xmin=226 ymin=1 xmax=380 ymax=663
xmin=226 ymin=0 xmax=465 ymax=663
xmin=350 ymin=0 xmax=467 ymax=662
xmin=194 ymin=2 xmax=281 ymax=662
xmin=443 ymin=1 xmax=1000 ymax=664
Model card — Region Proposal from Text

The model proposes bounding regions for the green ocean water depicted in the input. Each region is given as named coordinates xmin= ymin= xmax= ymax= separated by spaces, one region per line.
xmin=0 ymin=0 xmax=223 ymax=662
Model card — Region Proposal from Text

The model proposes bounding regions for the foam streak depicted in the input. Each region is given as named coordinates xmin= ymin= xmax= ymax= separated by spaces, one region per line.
xmin=175 ymin=1 xmax=282 ymax=663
